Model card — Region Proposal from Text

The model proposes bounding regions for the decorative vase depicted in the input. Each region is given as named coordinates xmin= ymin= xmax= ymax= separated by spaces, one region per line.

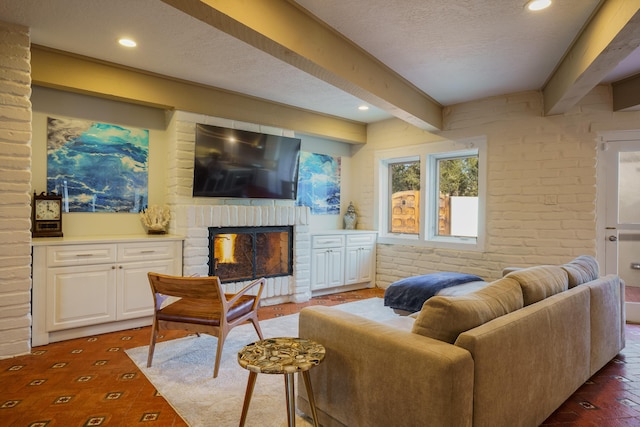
xmin=343 ymin=201 xmax=357 ymax=230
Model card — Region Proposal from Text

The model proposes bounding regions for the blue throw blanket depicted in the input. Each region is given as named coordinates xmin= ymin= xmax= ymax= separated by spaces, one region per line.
xmin=384 ymin=272 xmax=484 ymax=313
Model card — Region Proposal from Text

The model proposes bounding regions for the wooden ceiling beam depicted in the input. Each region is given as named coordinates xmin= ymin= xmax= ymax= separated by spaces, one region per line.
xmin=612 ymin=72 xmax=640 ymax=111
xmin=161 ymin=0 xmax=443 ymax=130
xmin=543 ymin=0 xmax=640 ymax=115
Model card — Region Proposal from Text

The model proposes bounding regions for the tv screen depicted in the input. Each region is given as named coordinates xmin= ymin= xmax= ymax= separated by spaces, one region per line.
xmin=193 ymin=124 xmax=301 ymax=199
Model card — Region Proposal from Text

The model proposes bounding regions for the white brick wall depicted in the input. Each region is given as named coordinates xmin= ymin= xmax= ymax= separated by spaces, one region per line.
xmin=0 ymin=21 xmax=32 ymax=358
xmin=366 ymin=88 xmax=640 ymax=288
xmin=165 ymin=112 xmax=312 ymax=305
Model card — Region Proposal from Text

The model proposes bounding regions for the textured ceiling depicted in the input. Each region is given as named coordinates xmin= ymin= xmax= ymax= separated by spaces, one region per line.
xmin=0 ymin=0 xmax=639 ymax=125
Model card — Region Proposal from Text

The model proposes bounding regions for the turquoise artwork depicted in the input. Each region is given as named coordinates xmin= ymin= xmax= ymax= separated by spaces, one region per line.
xmin=47 ymin=116 xmax=149 ymax=213
xmin=296 ymin=152 xmax=341 ymax=214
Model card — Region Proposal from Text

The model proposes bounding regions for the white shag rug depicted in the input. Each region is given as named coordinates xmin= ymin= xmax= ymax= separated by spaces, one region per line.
xmin=125 ymin=297 xmax=402 ymax=427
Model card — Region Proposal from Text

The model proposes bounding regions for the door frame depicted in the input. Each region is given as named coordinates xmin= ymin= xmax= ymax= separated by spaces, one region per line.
xmin=596 ymin=129 xmax=640 ymax=322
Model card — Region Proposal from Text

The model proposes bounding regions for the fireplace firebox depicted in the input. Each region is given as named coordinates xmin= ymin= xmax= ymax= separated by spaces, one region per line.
xmin=208 ymin=226 xmax=293 ymax=283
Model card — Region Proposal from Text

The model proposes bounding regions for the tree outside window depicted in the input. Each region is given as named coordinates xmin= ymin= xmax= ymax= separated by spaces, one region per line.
xmin=436 ymin=156 xmax=478 ymax=237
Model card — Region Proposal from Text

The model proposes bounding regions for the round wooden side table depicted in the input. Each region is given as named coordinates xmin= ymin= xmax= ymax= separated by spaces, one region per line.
xmin=237 ymin=337 xmax=325 ymax=427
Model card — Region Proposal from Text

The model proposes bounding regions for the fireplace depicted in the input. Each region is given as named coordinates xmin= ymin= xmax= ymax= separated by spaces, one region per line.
xmin=209 ymin=226 xmax=294 ymax=283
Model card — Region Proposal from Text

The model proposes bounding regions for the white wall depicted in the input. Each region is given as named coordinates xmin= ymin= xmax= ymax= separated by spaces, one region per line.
xmin=354 ymin=88 xmax=640 ymax=287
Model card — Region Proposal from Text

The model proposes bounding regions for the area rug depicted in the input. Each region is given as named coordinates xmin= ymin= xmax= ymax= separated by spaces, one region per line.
xmin=125 ymin=297 xmax=401 ymax=427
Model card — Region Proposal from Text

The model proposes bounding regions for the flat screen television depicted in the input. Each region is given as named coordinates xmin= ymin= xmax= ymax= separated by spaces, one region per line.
xmin=192 ymin=124 xmax=301 ymax=199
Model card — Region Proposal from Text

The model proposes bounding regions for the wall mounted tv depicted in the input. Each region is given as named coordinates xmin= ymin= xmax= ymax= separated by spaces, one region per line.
xmin=193 ymin=124 xmax=301 ymax=199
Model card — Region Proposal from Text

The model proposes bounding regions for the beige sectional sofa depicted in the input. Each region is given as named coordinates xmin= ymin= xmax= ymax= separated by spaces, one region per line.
xmin=297 ymin=256 xmax=625 ymax=427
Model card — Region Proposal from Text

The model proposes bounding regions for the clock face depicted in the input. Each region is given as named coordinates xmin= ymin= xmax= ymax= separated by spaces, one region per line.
xmin=35 ymin=199 xmax=61 ymax=220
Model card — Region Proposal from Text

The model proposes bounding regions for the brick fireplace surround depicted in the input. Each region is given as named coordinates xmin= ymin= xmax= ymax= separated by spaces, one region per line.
xmin=165 ymin=112 xmax=312 ymax=307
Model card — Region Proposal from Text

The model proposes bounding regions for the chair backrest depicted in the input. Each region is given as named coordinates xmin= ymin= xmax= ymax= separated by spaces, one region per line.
xmin=148 ymin=272 xmax=224 ymax=301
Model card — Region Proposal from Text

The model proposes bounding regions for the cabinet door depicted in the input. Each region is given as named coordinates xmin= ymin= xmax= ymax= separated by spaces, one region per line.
xmin=117 ymin=259 xmax=177 ymax=320
xmin=344 ymin=246 xmax=361 ymax=285
xmin=356 ymin=245 xmax=374 ymax=283
xmin=46 ymin=264 xmax=117 ymax=331
xmin=311 ymin=247 xmax=344 ymax=290
xmin=327 ymin=247 xmax=345 ymax=288
xmin=311 ymin=248 xmax=331 ymax=290
xmin=345 ymin=245 xmax=374 ymax=285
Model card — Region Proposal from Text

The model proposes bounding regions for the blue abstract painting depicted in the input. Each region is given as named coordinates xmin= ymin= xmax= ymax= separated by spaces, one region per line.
xmin=296 ymin=152 xmax=341 ymax=214
xmin=47 ymin=117 xmax=149 ymax=213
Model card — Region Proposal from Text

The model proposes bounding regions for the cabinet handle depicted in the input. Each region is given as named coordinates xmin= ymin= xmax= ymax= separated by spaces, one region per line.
xmin=140 ymin=250 xmax=156 ymax=254
xmin=119 ymin=265 xmax=123 ymax=269
xmin=76 ymin=254 xmax=94 ymax=257
xmin=111 ymin=265 xmax=116 ymax=269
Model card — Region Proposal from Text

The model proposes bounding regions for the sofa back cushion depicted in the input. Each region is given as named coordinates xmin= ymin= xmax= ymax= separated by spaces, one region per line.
xmin=562 ymin=255 xmax=599 ymax=288
xmin=505 ymin=265 xmax=568 ymax=306
xmin=411 ymin=277 xmax=523 ymax=344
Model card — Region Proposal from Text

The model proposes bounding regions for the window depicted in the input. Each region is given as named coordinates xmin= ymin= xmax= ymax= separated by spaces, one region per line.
xmin=375 ymin=137 xmax=486 ymax=250
xmin=389 ymin=160 xmax=420 ymax=234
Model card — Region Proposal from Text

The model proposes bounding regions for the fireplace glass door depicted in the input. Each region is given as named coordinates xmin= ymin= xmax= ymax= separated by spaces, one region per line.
xmin=209 ymin=226 xmax=293 ymax=283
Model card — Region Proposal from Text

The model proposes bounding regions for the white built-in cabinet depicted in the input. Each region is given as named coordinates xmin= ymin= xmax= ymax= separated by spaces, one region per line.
xmin=310 ymin=231 xmax=376 ymax=295
xmin=31 ymin=235 xmax=183 ymax=346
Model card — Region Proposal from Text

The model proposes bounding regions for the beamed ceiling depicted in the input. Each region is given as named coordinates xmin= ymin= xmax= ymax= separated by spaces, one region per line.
xmin=1 ymin=0 xmax=640 ymax=136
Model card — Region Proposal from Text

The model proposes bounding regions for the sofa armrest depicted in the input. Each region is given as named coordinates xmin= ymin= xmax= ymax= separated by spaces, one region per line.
xmin=584 ymin=274 xmax=625 ymax=374
xmin=297 ymin=306 xmax=474 ymax=427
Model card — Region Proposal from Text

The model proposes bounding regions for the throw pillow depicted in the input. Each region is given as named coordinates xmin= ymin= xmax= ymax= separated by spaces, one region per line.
xmin=562 ymin=255 xmax=599 ymax=288
xmin=505 ymin=265 xmax=568 ymax=305
xmin=411 ymin=277 xmax=523 ymax=344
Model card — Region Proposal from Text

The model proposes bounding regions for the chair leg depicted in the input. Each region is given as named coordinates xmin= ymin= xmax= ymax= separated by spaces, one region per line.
xmin=213 ymin=331 xmax=226 ymax=378
xmin=250 ymin=315 xmax=264 ymax=340
xmin=147 ymin=322 xmax=159 ymax=368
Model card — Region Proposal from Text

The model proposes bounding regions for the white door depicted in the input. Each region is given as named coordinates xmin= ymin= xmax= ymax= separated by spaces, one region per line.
xmin=599 ymin=133 xmax=640 ymax=323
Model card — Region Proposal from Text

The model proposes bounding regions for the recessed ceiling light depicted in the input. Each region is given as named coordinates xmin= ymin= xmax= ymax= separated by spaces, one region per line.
xmin=526 ymin=0 xmax=551 ymax=11
xmin=358 ymin=105 xmax=370 ymax=111
xmin=118 ymin=38 xmax=137 ymax=48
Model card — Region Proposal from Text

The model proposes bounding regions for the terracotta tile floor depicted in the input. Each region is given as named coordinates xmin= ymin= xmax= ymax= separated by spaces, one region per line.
xmin=626 ymin=285 xmax=640 ymax=303
xmin=1 ymin=286 xmax=640 ymax=426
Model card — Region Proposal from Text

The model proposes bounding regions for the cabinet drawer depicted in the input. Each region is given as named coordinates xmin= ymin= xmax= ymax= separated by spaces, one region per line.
xmin=47 ymin=244 xmax=117 ymax=267
xmin=346 ymin=234 xmax=376 ymax=247
xmin=117 ymin=241 xmax=177 ymax=262
xmin=312 ymin=234 xmax=345 ymax=248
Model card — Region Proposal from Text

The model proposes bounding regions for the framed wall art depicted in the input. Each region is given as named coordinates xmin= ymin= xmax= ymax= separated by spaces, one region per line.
xmin=47 ymin=116 xmax=149 ymax=213
xmin=295 ymin=152 xmax=341 ymax=215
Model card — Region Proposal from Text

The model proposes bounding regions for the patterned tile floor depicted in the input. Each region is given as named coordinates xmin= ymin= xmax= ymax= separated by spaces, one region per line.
xmin=1 ymin=286 xmax=640 ymax=426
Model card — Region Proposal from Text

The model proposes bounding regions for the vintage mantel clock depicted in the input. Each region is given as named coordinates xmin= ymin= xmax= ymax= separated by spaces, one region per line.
xmin=32 ymin=192 xmax=63 ymax=237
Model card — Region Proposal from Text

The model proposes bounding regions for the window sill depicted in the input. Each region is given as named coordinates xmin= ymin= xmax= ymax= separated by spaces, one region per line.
xmin=377 ymin=235 xmax=484 ymax=252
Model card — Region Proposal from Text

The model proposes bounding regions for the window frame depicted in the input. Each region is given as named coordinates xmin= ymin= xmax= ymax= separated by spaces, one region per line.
xmin=374 ymin=136 xmax=487 ymax=251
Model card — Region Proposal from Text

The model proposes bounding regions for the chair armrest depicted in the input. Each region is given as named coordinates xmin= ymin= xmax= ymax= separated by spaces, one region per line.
xmin=226 ymin=277 xmax=266 ymax=306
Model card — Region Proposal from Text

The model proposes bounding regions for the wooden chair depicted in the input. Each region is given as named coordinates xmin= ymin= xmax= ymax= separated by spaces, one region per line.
xmin=146 ymin=272 xmax=265 ymax=378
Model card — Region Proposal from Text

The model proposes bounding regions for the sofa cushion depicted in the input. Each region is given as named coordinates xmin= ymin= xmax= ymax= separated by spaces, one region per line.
xmin=505 ymin=265 xmax=568 ymax=306
xmin=411 ymin=277 xmax=523 ymax=344
xmin=562 ymin=255 xmax=599 ymax=288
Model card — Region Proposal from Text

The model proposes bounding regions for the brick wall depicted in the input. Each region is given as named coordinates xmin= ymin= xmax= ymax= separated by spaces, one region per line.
xmin=364 ymin=88 xmax=640 ymax=287
xmin=0 ymin=21 xmax=32 ymax=357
